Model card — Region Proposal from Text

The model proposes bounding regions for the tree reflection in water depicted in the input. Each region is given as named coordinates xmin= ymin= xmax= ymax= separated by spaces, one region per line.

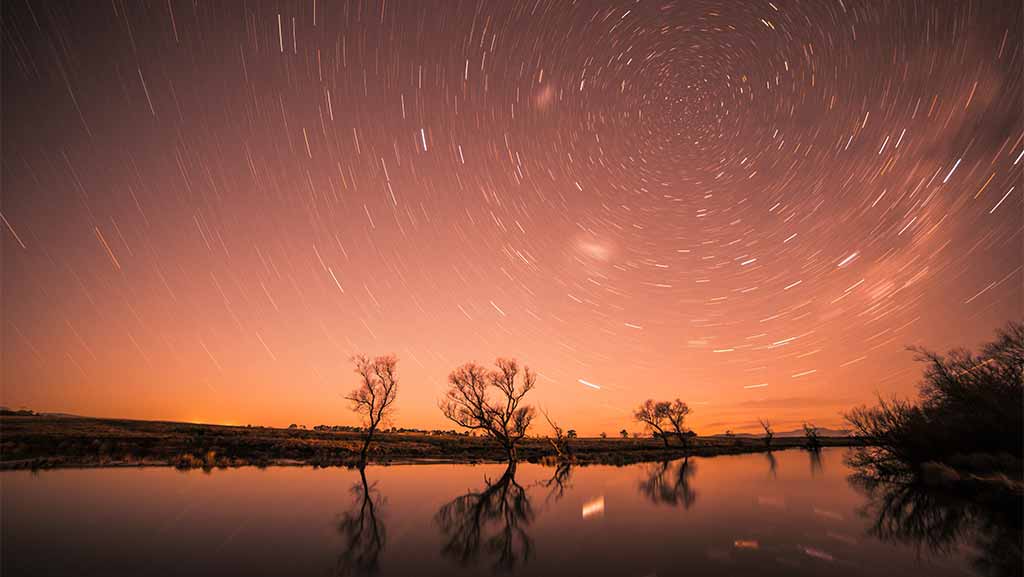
xmin=336 ymin=467 xmax=386 ymax=576
xmin=536 ymin=461 xmax=573 ymax=505
xmin=849 ymin=463 xmax=1022 ymax=577
xmin=764 ymin=450 xmax=778 ymax=479
xmin=808 ymin=447 xmax=824 ymax=477
xmin=638 ymin=457 xmax=697 ymax=509
xmin=435 ymin=465 xmax=534 ymax=572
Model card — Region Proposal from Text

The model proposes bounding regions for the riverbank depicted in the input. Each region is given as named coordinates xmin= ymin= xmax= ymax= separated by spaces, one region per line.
xmin=0 ymin=415 xmax=859 ymax=470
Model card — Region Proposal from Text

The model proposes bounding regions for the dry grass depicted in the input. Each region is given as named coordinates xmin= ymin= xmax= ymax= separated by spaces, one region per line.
xmin=0 ymin=415 xmax=857 ymax=470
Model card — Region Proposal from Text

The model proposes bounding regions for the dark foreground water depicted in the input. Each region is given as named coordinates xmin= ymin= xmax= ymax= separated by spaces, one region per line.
xmin=1 ymin=448 xmax=1015 ymax=576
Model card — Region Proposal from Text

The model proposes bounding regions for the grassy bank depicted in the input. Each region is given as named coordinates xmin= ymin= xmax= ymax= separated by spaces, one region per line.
xmin=0 ymin=415 xmax=857 ymax=470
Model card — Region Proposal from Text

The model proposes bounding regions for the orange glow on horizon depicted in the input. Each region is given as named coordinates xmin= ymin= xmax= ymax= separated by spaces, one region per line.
xmin=2 ymin=1 xmax=1020 ymax=437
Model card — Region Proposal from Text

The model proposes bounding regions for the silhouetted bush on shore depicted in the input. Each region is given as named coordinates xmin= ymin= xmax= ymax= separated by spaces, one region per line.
xmin=846 ymin=322 xmax=1023 ymax=479
xmin=844 ymin=324 xmax=1023 ymax=576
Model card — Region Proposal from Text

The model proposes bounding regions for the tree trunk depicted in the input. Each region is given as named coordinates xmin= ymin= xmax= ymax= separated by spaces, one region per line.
xmin=660 ymin=431 xmax=669 ymax=448
xmin=359 ymin=430 xmax=374 ymax=464
xmin=506 ymin=444 xmax=517 ymax=465
xmin=547 ymin=438 xmax=564 ymax=460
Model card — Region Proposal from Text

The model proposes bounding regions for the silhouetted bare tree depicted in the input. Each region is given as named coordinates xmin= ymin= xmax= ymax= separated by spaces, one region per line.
xmin=803 ymin=422 xmax=821 ymax=450
xmin=620 ymin=429 xmax=629 ymax=439
xmin=634 ymin=400 xmax=671 ymax=447
xmin=346 ymin=355 xmax=399 ymax=465
xmin=759 ymin=418 xmax=774 ymax=449
xmin=440 ymin=359 xmax=536 ymax=465
xmin=639 ymin=457 xmax=697 ymax=509
xmin=665 ymin=399 xmax=693 ymax=448
xmin=541 ymin=409 xmax=571 ymax=461
xmin=336 ymin=467 xmax=386 ymax=576
xmin=435 ymin=466 xmax=534 ymax=572
xmin=839 ymin=325 xmax=1024 ymax=573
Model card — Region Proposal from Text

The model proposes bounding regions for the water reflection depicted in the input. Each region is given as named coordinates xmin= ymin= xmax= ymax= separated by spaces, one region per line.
xmin=536 ymin=461 xmax=573 ymax=505
xmin=435 ymin=465 xmax=534 ymax=572
xmin=849 ymin=464 xmax=1023 ymax=577
xmin=4 ymin=449 xmax=1015 ymax=577
xmin=336 ymin=467 xmax=386 ymax=576
xmin=638 ymin=457 xmax=697 ymax=509
xmin=764 ymin=450 xmax=777 ymax=479
xmin=808 ymin=447 xmax=824 ymax=477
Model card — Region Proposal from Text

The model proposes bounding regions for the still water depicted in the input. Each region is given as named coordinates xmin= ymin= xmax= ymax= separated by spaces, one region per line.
xmin=1 ymin=448 xmax=1013 ymax=576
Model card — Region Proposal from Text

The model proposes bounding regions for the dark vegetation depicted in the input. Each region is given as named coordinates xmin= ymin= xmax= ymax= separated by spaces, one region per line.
xmin=633 ymin=399 xmax=692 ymax=448
xmin=803 ymin=422 xmax=821 ymax=450
xmin=844 ymin=321 xmax=1023 ymax=577
xmin=346 ymin=354 xmax=399 ymax=466
xmin=845 ymin=321 xmax=1023 ymax=480
xmin=0 ymin=354 xmax=864 ymax=470
xmin=440 ymin=359 xmax=536 ymax=466
xmin=0 ymin=414 xmax=853 ymax=470
xmin=540 ymin=409 xmax=571 ymax=461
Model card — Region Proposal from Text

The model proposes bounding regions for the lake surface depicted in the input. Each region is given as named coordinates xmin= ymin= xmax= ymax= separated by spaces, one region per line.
xmin=1 ymin=448 xmax=1012 ymax=576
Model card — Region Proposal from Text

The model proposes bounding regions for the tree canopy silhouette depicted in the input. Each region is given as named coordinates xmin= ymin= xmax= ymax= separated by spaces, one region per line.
xmin=440 ymin=358 xmax=536 ymax=464
xmin=665 ymin=399 xmax=693 ymax=448
xmin=346 ymin=355 xmax=399 ymax=465
xmin=634 ymin=400 xmax=671 ymax=447
xmin=846 ymin=321 xmax=1023 ymax=476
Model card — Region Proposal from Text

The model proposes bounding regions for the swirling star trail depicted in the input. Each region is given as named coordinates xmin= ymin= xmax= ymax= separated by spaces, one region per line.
xmin=2 ymin=0 xmax=1021 ymax=433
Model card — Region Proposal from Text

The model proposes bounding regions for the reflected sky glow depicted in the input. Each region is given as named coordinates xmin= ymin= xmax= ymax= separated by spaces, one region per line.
xmin=1 ymin=448 xmax=997 ymax=576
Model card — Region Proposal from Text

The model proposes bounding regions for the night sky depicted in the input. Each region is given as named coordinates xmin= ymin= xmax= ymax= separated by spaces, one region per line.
xmin=2 ymin=0 xmax=1021 ymax=434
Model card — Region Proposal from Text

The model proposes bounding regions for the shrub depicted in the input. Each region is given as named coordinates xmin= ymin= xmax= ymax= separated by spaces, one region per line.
xmin=846 ymin=322 xmax=1023 ymax=476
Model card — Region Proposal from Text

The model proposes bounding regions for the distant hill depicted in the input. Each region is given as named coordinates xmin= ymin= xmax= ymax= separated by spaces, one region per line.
xmin=0 ymin=408 xmax=36 ymax=416
xmin=710 ymin=427 xmax=851 ymax=438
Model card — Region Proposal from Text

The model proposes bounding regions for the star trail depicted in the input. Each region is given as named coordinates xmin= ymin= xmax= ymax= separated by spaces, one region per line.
xmin=2 ymin=0 xmax=1021 ymax=434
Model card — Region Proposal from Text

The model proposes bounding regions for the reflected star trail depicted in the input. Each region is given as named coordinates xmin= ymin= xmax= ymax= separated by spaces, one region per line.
xmin=2 ymin=0 xmax=1021 ymax=433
